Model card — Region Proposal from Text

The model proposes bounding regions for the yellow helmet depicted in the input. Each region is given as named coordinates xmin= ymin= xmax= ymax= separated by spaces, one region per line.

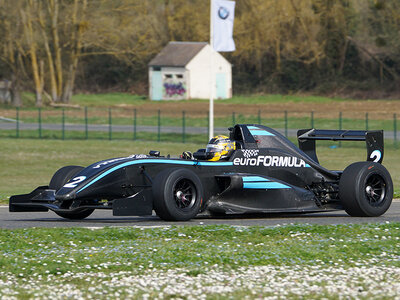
xmin=206 ymin=135 xmax=236 ymax=161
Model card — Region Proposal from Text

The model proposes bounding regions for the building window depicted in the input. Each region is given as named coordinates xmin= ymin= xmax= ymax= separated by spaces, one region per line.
xmin=176 ymin=74 xmax=183 ymax=79
xmin=153 ymin=66 xmax=161 ymax=71
xmin=165 ymin=74 xmax=173 ymax=79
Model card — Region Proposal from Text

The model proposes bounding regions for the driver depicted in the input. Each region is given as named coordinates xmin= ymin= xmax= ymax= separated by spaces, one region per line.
xmin=206 ymin=135 xmax=236 ymax=161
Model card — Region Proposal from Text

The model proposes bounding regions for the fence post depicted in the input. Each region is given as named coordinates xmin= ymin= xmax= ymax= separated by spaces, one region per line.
xmin=284 ymin=111 xmax=288 ymax=137
xmin=311 ymin=111 xmax=314 ymax=128
xmin=232 ymin=112 xmax=236 ymax=126
xmin=365 ymin=112 xmax=369 ymax=130
xmin=339 ymin=112 xmax=342 ymax=147
xmin=157 ymin=109 xmax=161 ymax=142
xmin=394 ymin=113 xmax=397 ymax=148
xmin=207 ymin=111 xmax=209 ymax=140
xmin=258 ymin=110 xmax=261 ymax=124
xmin=62 ymin=109 xmax=65 ymax=140
xmin=85 ymin=107 xmax=88 ymax=140
xmin=38 ymin=108 xmax=42 ymax=139
xmin=16 ymin=107 xmax=19 ymax=138
xmin=182 ymin=111 xmax=186 ymax=143
xmin=108 ymin=108 xmax=112 ymax=141
xmin=133 ymin=108 xmax=137 ymax=140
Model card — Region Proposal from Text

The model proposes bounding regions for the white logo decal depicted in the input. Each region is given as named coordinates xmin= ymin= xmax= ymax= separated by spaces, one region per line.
xmin=370 ymin=150 xmax=381 ymax=163
xmin=63 ymin=176 xmax=87 ymax=188
xmin=93 ymin=157 xmax=128 ymax=169
xmin=233 ymin=155 xmax=306 ymax=168
xmin=129 ymin=154 xmax=148 ymax=159
xmin=242 ymin=149 xmax=259 ymax=158
xmin=93 ymin=155 xmax=148 ymax=169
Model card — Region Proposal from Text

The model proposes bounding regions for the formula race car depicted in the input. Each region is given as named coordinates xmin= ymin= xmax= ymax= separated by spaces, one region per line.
xmin=10 ymin=124 xmax=393 ymax=221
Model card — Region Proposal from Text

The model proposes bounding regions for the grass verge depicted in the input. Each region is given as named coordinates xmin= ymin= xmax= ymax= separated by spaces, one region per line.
xmin=70 ymin=93 xmax=344 ymax=107
xmin=2 ymin=92 xmax=398 ymax=108
xmin=0 ymin=223 xmax=399 ymax=299
xmin=2 ymin=93 xmax=338 ymax=108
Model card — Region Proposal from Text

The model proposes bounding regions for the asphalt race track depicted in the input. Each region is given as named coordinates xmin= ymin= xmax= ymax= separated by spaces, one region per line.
xmin=1 ymin=200 xmax=399 ymax=229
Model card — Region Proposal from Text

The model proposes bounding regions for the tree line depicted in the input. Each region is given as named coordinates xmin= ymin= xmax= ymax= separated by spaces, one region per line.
xmin=0 ymin=0 xmax=399 ymax=106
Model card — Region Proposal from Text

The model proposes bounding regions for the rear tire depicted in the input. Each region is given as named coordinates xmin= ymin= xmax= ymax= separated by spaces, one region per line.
xmin=153 ymin=168 xmax=203 ymax=221
xmin=49 ymin=166 xmax=94 ymax=220
xmin=339 ymin=162 xmax=393 ymax=217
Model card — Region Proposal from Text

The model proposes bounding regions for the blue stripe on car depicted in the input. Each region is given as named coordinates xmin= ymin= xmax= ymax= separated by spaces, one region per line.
xmin=242 ymin=176 xmax=270 ymax=182
xmin=243 ymin=182 xmax=290 ymax=189
xmin=77 ymin=159 xmax=233 ymax=193
xmin=249 ymin=130 xmax=275 ymax=136
xmin=242 ymin=176 xmax=291 ymax=189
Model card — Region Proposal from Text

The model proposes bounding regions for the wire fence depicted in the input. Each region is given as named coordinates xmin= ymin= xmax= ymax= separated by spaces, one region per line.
xmin=0 ymin=107 xmax=398 ymax=147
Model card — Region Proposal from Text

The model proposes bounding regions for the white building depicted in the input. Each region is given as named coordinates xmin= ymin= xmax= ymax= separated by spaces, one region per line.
xmin=148 ymin=41 xmax=232 ymax=100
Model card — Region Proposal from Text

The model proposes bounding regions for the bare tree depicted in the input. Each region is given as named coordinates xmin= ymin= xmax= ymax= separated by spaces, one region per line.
xmin=9 ymin=0 xmax=90 ymax=105
xmin=0 ymin=0 xmax=26 ymax=106
xmin=0 ymin=0 xmax=399 ymax=104
xmin=234 ymin=0 xmax=324 ymax=79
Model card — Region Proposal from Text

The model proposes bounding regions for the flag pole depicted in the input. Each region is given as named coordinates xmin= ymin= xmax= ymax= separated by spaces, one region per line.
xmin=209 ymin=0 xmax=214 ymax=140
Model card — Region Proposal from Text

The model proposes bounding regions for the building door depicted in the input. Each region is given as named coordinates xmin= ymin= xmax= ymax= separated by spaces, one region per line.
xmin=216 ymin=73 xmax=227 ymax=99
xmin=151 ymin=71 xmax=163 ymax=100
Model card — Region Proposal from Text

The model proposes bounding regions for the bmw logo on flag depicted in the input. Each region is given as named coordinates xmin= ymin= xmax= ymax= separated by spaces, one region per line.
xmin=218 ymin=6 xmax=229 ymax=20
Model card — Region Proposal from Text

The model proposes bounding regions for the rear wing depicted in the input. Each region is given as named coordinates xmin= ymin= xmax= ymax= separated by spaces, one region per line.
xmin=297 ymin=129 xmax=384 ymax=164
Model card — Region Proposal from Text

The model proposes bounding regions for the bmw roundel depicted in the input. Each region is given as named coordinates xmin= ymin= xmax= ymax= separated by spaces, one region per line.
xmin=218 ymin=6 xmax=229 ymax=19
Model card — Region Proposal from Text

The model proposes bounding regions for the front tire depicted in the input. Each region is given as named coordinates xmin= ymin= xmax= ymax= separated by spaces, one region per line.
xmin=153 ymin=168 xmax=203 ymax=221
xmin=339 ymin=162 xmax=393 ymax=217
xmin=49 ymin=166 xmax=94 ymax=220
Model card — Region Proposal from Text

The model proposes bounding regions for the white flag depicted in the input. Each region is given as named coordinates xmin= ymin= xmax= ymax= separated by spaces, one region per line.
xmin=211 ymin=0 xmax=236 ymax=52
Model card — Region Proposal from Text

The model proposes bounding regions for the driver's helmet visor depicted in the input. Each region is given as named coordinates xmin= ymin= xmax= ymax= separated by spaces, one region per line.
xmin=206 ymin=144 xmax=224 ymax=153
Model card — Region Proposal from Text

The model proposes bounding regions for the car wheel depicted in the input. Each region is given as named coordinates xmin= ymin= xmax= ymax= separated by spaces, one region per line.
xmin=153 ymin=168 xmax=203 ymax=221
xmin=339 ymin=162 xmax=393 ymax=217
xmin=49 ymin=166 xmax=94 ymax=220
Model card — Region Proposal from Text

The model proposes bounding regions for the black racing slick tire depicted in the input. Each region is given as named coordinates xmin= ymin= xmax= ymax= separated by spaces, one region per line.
xmin=153 ymin=168 xmax=203 ymax=221
xmin=339 ymin=162 xmax=393 ymax=217
xmin=49 ymin=166 xmax=94 ymax=220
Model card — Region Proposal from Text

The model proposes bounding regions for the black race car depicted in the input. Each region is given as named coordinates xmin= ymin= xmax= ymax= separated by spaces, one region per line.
xmin=10 ymin=124 xmax=393 ymax=221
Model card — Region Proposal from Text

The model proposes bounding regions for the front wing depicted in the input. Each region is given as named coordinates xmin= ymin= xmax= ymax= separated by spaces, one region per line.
xmin=9 ymin=186 xmax=153 ymax=216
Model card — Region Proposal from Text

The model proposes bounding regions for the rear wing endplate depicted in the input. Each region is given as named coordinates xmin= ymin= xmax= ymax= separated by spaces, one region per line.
xmin=297 ymin=129 xmax=384 ymax=164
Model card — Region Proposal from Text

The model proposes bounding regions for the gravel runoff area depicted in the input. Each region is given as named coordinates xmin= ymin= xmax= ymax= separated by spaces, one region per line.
xmin=0 ymin=263 xmax=399 ymax=299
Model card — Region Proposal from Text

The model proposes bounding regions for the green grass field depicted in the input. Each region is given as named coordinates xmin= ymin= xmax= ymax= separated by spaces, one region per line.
xmin=1 ymin=93 xmax=335 ymax=108
xmin=72 ymin=93 xmax=343 ymax=107
xmin=2 ymin=91 xmax=396 ymax=108
xmin=0 ymin=223 xmax=399 ymax=299
xmin=0 ymin=138 xmax=398 ymax=203
xmin=67 ymin=93 xmax=347 ymax=107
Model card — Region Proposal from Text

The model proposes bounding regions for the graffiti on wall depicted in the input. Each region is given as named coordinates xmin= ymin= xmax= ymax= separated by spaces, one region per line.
xmin=163 ymin=74 xmax=186 ymax=99
xmin=164 ymin=82 xmax=186 ymax=97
